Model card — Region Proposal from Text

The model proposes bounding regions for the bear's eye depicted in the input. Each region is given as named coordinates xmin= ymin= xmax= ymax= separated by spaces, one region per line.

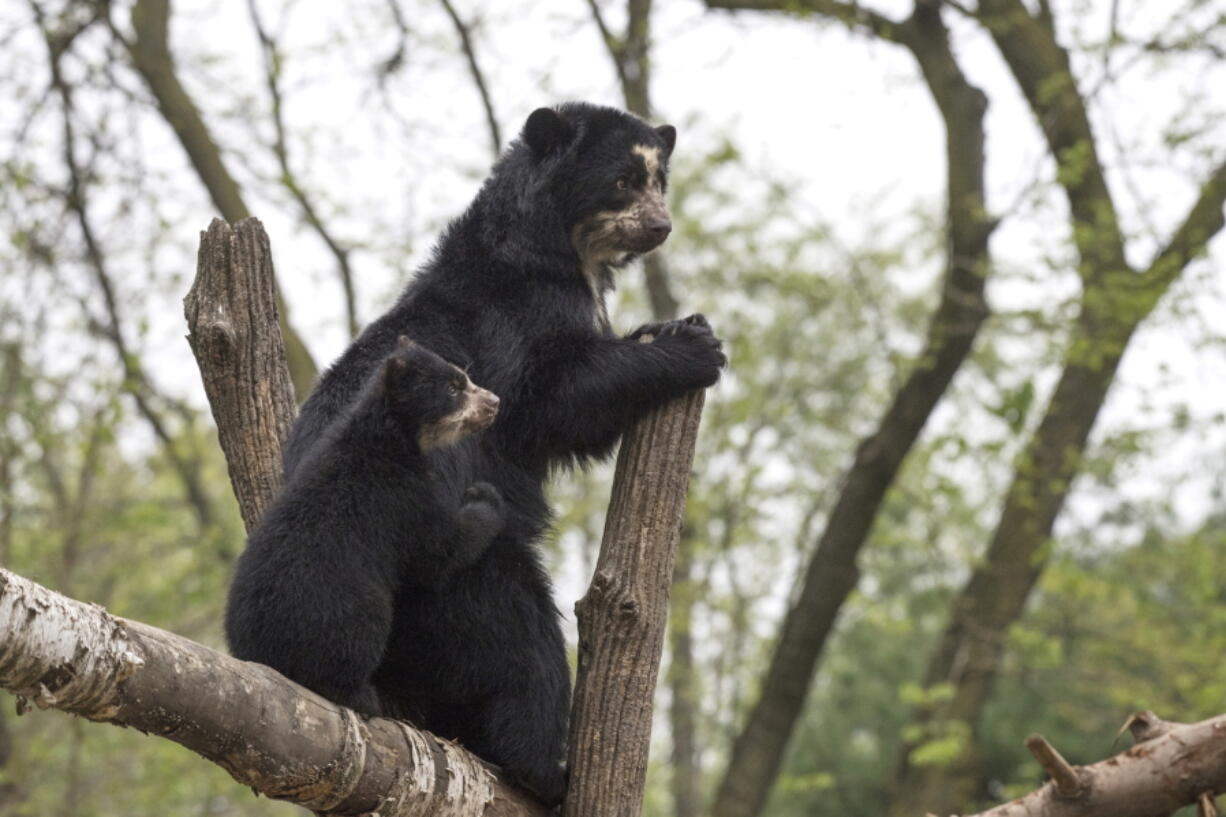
xmin=615 ymin=177 xmax=628 ymax=191
xmin=447 ymin=382 xmax=461 ymax=397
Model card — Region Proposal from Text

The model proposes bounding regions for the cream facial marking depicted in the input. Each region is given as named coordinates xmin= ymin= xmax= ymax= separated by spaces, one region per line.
xmin=417 ymin=375 xmax=500 ymax=451
xmin=632 ymin=144 xmax=661 ymax=185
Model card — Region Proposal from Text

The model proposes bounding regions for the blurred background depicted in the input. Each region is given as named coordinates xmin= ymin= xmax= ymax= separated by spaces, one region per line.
xmin=1 ymin=0 xmax=1225 ymax=815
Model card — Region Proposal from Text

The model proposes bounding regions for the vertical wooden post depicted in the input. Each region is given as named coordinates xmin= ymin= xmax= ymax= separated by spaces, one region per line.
xmin=564 ymin=389 xmax=707 ymax=817
xmin=184 ymin=218 xmax=297 ymax=532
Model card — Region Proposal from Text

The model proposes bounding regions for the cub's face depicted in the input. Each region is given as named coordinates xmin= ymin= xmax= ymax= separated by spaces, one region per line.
xmin=382 ymin=337 xmax=500 ymax=451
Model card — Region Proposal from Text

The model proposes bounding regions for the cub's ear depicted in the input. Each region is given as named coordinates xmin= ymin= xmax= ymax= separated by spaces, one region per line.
xmin=397 ymin=335 xmax=416 ymax=350
xmin=656 ymin=124 xmax=676 ymax=158
xmin=382 ymin=354 xmax=407 ymax=385
xmin=523 ymin=107 xmax=573 ymax=157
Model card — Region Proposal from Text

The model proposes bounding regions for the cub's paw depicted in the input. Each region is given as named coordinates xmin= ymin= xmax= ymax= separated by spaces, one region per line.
xmin=463 ymin=481 xmax=505 ymax=512
xmin=462 ymin=481 xmax=507 ymax=528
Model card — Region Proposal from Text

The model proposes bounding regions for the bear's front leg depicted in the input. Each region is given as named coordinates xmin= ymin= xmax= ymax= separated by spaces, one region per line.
xmin=510 ymin=317 xmax=724 ymax=461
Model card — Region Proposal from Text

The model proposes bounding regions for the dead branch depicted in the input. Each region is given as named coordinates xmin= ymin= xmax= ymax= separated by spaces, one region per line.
xmin=184 ymin=218 xmax=297 ymax=532
xmin=958 ymin=717 xmax=1226 ymax=817
xmin=564 ymin=388 xmax=707 ymax=817
xmin=0 ymin=567 xmax=547 ymax=817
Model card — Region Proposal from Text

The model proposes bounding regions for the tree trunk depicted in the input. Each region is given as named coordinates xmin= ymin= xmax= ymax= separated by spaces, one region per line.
xmin=886 ymin=0 xmax=1226 ymax=807
xmin=564 ymin=389 xmax=707 ymax=817
xmin=184 ymin=218 xmax=298 ymax=532
xmin=702 ymin=4 xmax=993 ymax=815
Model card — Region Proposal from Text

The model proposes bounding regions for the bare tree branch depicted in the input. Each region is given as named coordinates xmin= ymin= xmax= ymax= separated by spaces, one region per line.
xmin=115 ymin=0 xmax=319 ymax=400
xmin=705 ymin=0 xmax=905 ymax=42
xmin=564 ymin=388 xmax=707 ymax=817
xmin=246 ymin=0 xmax=361 ymax=339
xmin=956 ymin=715 xmax=1226 ymax=817
xmin=438 ymin=0 xmax=502 ymax=159
xmin=32 ymin=0 xmax=217 ymax=533
xmin=0 ymin=567 xmax=548 ymax=817
xmin=184 ymin=219 xmax=297 ymax=532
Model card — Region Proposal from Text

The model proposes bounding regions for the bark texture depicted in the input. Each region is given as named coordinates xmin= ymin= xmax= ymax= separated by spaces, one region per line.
xmin=702 ymin=3 xmax=993 ymax=815
xmin=0 ymin=567 xmax=547 ymax=817
xmin=564 ymin=388 xmax=707 ymax=817
xmin=955 ymin=714 xmax=1226 ymax=817
xmin=184 ymin=218 xmax=297 ymax=533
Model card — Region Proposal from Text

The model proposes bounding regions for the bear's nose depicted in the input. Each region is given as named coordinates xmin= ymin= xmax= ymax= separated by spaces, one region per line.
xmin=646 ymin=217 xmax=672 ymax=239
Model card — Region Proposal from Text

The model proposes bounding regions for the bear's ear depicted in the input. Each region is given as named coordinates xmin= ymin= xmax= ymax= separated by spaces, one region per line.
xmin=656 ymin=125 xmax=676 ymax=158
xmin=382 ymin=354 xmax=407 ymax=386
xmin=523 ymin=107 xmax=573 ymax=158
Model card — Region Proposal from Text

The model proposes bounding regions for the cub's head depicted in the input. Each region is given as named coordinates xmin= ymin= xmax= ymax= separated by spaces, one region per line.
xmin=519 ymin=103 xmax=676 ymax=270
xmin=381 ymin=336 xmax=500 ymax=451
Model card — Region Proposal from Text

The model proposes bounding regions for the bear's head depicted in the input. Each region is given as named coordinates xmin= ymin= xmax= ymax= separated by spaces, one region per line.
xmin=381 ymin=336 xmax=500 ymax=451
xmin=519 ymin=103 xmax=677 ymax=268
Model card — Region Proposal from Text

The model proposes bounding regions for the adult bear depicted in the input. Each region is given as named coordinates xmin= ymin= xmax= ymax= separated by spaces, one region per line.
xmin=281 ymin=102 xmax=724 ymax=804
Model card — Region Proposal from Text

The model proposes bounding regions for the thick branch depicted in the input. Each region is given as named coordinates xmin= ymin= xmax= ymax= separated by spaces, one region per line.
xmin=957 ymin=718 xmax=1226 ymax=817
xmin=564 ymin=389 xmax=706 ymax=817
xmin=705 ymin=0 xmax=904 ymax=41
xmin=184 ymin=218 xmax=297 ymax=533
xmin=975 ymin=0 xmax=1130 ymax=280
xmin=0 ymin=568 xmax=547 ymax=817
xmin=122 ymin=0 xmax=318 ymax=399
xmin=1143 ymin=157 xmax=1226 ymax=293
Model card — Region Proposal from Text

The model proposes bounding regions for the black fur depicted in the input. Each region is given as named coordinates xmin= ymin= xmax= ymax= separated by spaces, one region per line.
xmin=225 ymin=340 xmax=504 ymax=718
xmin=240 ymin=102 xmax=724 ymax=805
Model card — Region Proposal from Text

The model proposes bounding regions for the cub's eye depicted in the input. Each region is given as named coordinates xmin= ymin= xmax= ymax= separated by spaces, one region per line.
xmin=447 ymin=383 xmax=461 ymax=396
xmin=615 ymin=178 xmax=628 ymax=191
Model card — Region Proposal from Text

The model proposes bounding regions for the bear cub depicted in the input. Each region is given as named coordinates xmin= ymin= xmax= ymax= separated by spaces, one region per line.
xmin=225 ymin=337 xmax=504 ymax=717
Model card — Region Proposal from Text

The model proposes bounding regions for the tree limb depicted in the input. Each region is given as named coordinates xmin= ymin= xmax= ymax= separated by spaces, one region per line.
xmin=33 ymin=0 xmax=217 ymax=533
xmin=117 ymin=0 xmax=318 ymax=400
xmin=0 ymin=567 xmax=548 ymax=817
xmin=705 ymin=0 xmax=904 ymax=42
xmin=246 ymin=0 xmax=362 ymax=339
xmin=1143 ymin=156 xmax=1226 ymax=294
xmin=975 ymin=0 xmax=1130 ymax=282
xmin=438 ymin=0 xmax=502 ymax=159
xmin=954 ymin=715 xmax=1226 ymax=817
xmin=564 ymin=388 xmax=707 ymax=817
xmin=184 ymin=218 xmax=297 ymax=532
